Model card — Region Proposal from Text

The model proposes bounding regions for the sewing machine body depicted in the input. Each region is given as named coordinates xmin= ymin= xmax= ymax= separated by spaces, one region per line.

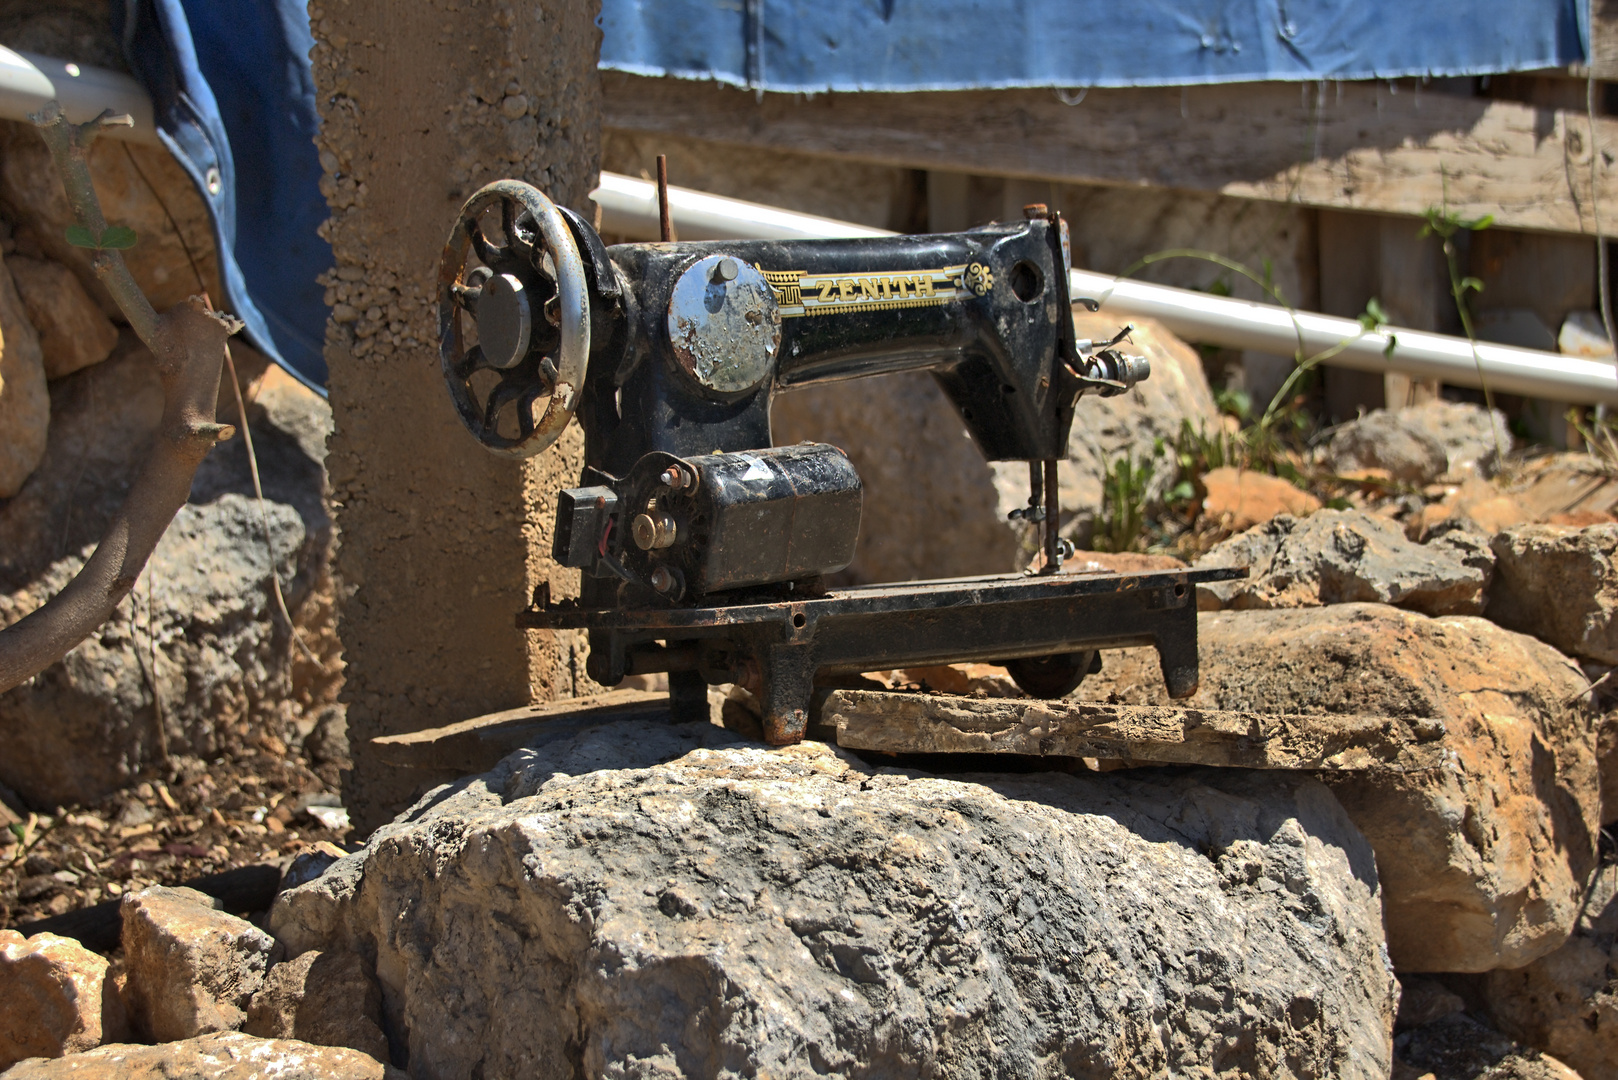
xmin=437 ymin=181 xmax=1236 ymax=742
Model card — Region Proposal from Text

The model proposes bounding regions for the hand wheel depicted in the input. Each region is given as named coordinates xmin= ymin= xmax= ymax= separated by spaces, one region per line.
xmin=437 ymin=180 xmax=590 ymax=457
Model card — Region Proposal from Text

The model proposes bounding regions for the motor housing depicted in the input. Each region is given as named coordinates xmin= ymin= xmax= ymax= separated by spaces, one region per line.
xmin=555 ymin=442 xmax=863 ymax=601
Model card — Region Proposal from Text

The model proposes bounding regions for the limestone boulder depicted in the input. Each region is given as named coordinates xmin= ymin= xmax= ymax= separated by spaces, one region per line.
xmin=1326 ymin=402 xmax=1510 ymax=485
xmin=1199 ymin=467 xmax=1322 ymax=531
xmin=274 ymin=721 xmax=1397 ymax=1080
xmin=0 ymin=1032 xmax=397 ymax=1080
xmin=120 ymin=886 xmax=275 ymax=1041
xmin=243 ymin=950 xmax=388 ymax=1063
xmin=6 ymin=257 xmax=118 ymax=380
xmin=0 ymin=249 xmax=47 ymax=498
xmin=768 ymin=312 xmax=1218 ymax=581
xmin=1078 ymin=604 xmax=1603 ymax=973
xmin=1196 ymin=511 xmax=1492 ymax=615
xmin=0 ymin=930 xmax=127 ymax=1071
xmin=1480 ymin=865 xmax=1618 ymax=1080
xmin=1397 ymin=400 xmax=1513 ymax=480
xmin=1326 ymin=408 xmax=1450 ymax=485
xmin=1487 ymin=523 xmax=1618 ymax=665
xmin=0 ymin=352 xmax=339 ymax=807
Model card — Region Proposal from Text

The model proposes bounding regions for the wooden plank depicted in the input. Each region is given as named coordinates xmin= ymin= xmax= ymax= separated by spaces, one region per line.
xmin=603 ymin=71 xmax=1618 ymax=236
xmin=1589 ymin=2 xmax=1618 ymax=80
xmin=370 ymin=689 xmax=670 ymax=772
xmin=826 ymin=690 xmax=1447 ymax=772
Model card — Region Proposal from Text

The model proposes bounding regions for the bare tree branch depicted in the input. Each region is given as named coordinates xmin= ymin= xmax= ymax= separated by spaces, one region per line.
xmin=0 ymin=101 xmax=239 ymax=694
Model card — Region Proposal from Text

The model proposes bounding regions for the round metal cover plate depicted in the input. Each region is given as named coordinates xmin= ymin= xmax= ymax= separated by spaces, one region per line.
xmin=666 ymin=254 xmax=781 ymax=395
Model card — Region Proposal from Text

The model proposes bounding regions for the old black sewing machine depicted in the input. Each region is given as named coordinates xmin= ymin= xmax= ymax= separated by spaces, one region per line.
xmin=435 ymin=180 xmax=1241 ymax=743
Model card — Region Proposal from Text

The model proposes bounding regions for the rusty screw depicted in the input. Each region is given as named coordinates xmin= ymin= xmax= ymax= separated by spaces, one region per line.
xmin=1022 ymin=203 xmax=1050 ymax=220
xmin=660 ymin=465 xmax=689 ymax=489
xmin=650 ymin=566 xmax=676 ymax=593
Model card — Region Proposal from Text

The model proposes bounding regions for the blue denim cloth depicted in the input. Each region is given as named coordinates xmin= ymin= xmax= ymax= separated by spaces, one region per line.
xmin=115 ymin=0 xmax=331 ymax=393
xmin=600 ymin=0 xmax=1590 ymax=92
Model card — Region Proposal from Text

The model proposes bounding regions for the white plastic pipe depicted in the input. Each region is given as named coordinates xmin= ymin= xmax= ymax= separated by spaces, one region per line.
xmin=591 ymin=170 xmax=1618 ymax=407
xmin=592 ymin=171 xmax=891 ymax=242
xmin=0 ymin=47 xmax=156 ymax=143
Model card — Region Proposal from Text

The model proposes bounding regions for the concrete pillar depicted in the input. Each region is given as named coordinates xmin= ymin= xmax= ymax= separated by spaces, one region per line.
xmin=307 ymin=0 xmax=602 ymax=831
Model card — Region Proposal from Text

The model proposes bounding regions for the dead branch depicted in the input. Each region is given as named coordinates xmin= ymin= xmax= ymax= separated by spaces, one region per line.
xmin=0 ymin=101 xmax=238 ymax=694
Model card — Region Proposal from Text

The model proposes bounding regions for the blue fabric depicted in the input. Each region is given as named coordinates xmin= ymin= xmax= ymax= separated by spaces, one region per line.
xmin=115 ymin=0 xmax=331 ymax=393
xmin=599 ymin=0 xmax=1592 ymax=91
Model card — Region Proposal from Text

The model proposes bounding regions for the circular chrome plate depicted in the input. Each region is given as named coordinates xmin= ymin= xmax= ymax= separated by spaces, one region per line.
xmin=666 ymin=255 xmax=781 ymax=395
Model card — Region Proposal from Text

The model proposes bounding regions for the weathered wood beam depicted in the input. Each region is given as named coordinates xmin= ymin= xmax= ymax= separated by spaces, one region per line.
xmin=1588 ymin=2 xmax=1618 ymax=80
xmin=826 ymin=690 xmax=1447 ymax=772
xmin=603 ymin=71 xmax=1618 ymax=236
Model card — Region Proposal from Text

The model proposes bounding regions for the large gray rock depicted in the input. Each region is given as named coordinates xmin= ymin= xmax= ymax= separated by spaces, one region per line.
xmin=273 ymin=721 xmax=1397 ymax=1080
xmin=1196 ymin=510 xmax=1492 ymax=616
xmin=1078 ymin=604 xmax=1603 ymax=974
xmin=1325 ymin=401 xmax=1511 ymax=484
xmin=1325 ymin=409 xmax=1449 ymax=485
xmin=0 ymin=351 xmax=338 ymax=806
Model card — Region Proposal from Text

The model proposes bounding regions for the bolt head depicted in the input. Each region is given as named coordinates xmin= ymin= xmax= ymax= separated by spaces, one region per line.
xmin=650 ymin=566 xmax=675 ymax=592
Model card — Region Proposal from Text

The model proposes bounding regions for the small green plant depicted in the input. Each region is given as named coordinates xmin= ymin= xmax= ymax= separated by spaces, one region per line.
xmin=1093 ymin=443 xmax=1163 ymax=553
xmin=1419 ymin=171 xmax=1504 ymax=462
xmin=64 ymin=223 xmax=136 ymax=249
xmin=1359 ymin=297 xmax=1398 ymax=359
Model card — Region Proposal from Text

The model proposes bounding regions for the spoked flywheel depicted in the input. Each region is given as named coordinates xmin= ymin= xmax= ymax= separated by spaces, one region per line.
xmin=437 ymin=180 xmax=591 ymax=457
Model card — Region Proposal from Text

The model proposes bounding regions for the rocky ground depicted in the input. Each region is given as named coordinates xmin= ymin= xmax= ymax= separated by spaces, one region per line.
xmin=1 ymin=74 xmax=1618 ymax=1080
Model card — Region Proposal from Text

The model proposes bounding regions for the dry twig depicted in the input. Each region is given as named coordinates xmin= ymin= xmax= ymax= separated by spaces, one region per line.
xmin=0 ymin=102 xmax=239 ymax=693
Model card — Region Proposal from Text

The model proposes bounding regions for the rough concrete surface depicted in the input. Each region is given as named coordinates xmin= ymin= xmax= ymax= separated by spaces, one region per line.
xmin=0 ymin=1032 xmax=399 ymax=1080
xmin=309 ymin=0 xmax=603 ymax=832
xmin=1078 ymin=604 xmax=1603 ymax=974
xmin=274 ymin=721 xmax=1397 ymax=1080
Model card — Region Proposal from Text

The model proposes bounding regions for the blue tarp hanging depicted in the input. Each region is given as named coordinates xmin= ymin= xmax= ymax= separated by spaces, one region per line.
xmin=600 ymin=0 xmax=1593 ymax=92
xmin=110 ymin=1 xmax=1594 ymax=394
xmin=115 ymin=0 xmax=331 ymax=394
